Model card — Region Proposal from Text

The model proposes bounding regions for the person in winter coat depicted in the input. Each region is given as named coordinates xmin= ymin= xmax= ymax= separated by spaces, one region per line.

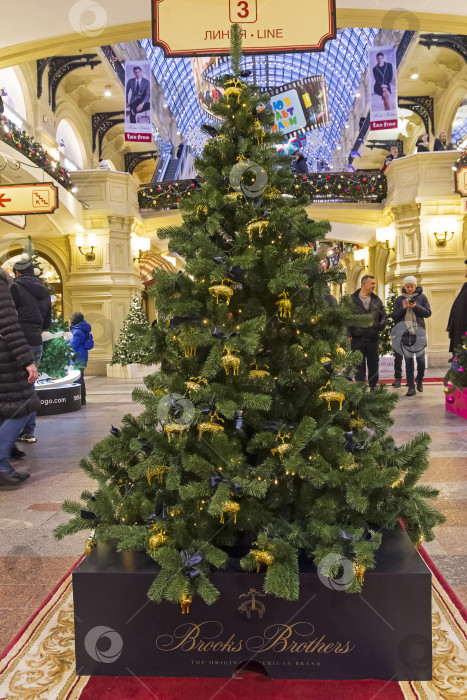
xmin=293 ymin=152 xmax=308 ymax=174
xmin=447 ymin=260 xmax=467 ymax=355
xmin=416 ymin=134 xmax=430 ymax=152
xmin=0 ymin=269 xmax=39 ymax=486
xmin=68 ymin=312 xmax=93 ymax=405
xmin=433 ymin=132 xmax=448 ymax=151
xmin=391 ymin=276 xmax=431 ymax=396
xmin=348 ymin=275 xmax=387 ymax=389
xmin=10 ymin=259 xmax=51 ymax=444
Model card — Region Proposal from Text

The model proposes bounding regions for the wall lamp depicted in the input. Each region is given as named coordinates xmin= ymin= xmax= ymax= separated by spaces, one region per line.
xmin=353 ymin=247 xmax=368 ymax=264
xmin=376 ymin=227 xmax=395 ymax=251
xmin=131 ymin=235 xmax=150 ymax=262
xmin=432 ymin=217 xmax=456 ymax=247
xmin=76 ymin=233 xmax=97 ymax=261
xmin=433 ymin=231 xmax=454 ymax=247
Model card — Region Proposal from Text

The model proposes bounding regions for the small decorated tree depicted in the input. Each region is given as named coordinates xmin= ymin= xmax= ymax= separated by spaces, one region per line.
xmin=445 ymin=334 xmax=467 ymax=392
xmin=39 ymin=305 xmax=74 ymax=378
xmin=111 ymin=294 xmax=150 ymax=366
xmin=379 ymin=285 xmax=398 ymax=356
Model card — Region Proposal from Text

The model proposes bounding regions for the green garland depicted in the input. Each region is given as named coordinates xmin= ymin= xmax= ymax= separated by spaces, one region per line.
xmin=138 ymin=172 xmax=387 ymax=211
xmin=0 ymin=115 xmax=72 ymax=190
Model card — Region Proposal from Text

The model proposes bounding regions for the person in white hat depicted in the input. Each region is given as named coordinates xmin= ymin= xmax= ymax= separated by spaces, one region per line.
xmin=391 ymin=276 xmax=431 ymax=396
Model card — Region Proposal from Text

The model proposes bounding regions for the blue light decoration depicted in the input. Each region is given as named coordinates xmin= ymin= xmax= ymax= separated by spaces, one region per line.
xmin=141 ymin=28 xmax=379 ymax=166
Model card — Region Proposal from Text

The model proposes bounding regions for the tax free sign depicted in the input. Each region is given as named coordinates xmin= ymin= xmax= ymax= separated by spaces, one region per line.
xmin=152 ymin=0 xmax=336 ymax=56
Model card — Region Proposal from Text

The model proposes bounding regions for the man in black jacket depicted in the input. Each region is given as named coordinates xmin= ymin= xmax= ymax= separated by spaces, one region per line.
xmin=447 ymin=260 xmax=467 ymax=354
xmin=10 ymin=258 xmax=51 ymax=443
xmin=348 ymin=275 xmax=387 ymax=389
xmin=0 ymin=270 xmax=39 ymax=486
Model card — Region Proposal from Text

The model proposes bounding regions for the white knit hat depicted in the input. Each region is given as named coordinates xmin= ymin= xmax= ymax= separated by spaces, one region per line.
xmin=403 ymin=275 xmax=417 ymax=286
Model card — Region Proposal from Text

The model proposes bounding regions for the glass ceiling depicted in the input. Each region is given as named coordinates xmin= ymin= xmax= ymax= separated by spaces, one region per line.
xmin=141 ymin=28 xmax=379 ymax=165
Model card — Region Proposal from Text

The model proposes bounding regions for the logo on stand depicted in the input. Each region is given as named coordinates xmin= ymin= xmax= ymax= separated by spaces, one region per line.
xmin=238 ymin=588 xmax=266 ymax=619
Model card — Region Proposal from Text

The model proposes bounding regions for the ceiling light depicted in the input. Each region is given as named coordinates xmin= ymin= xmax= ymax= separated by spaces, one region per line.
xmin=354 ymin=92 xmax=360 ymax=98
xmin=411 ymin=73 xmax=419 ymax=80
xmin=345 ymin=124 xmax=349 ymax=129
xmin=104 ymin=86 xmax=112 ymax=97
xmin=71 ymin=186 xmax=78 ymax=193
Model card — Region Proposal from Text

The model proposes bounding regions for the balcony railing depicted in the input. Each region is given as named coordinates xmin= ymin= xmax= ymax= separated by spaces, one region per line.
xmin=0 ymin=115 xmax=73 ymax=190
xmin=138 ymin=171 xmax=387 ymax=212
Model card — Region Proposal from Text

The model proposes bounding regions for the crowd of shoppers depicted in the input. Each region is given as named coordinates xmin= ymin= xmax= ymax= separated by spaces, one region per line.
xmin=0 ymin=260 xmax=91 ymax=487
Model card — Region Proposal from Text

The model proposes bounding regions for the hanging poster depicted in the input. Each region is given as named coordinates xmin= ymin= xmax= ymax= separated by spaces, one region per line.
xmin=260 ymin=76 xmax=330 ymax=139
xmin=369 ymin=45 xmax=398 ymax=131
xmin=191 ymin=56 xmax=224 ymax=121
xmin=125 ymin=61 xmax=152 ymax=143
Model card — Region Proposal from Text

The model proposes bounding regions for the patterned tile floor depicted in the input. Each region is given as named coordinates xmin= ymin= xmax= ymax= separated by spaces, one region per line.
xmin=0 ymin=375 xmax=465 ymax=653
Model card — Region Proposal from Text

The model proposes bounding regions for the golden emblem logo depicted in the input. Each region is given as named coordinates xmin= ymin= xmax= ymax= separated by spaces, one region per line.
xmin=238 ymin=587 xmax=266 ymax=619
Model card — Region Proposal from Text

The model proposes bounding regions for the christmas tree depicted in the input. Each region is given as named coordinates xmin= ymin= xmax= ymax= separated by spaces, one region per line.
xmin=15 ymin=236 xmax=44 ymax=277
xmin=111 ymin=293 xmax=150 ymax=366
xmin=379 ymin=285 xmax=397 ymax=356
xmin=55 ymin=27 xmax=444 ymax=610
xmin=445 ymin=333 xmax=467 ymax=392
xmin=39 ymin=304 xmax=74 ymax=378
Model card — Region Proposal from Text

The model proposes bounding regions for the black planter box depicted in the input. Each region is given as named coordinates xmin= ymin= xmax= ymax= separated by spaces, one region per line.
xmin=37 ymin=383 xmax=81 ymax=416
xmin=73 ymin=524 xmax=431 ymax=680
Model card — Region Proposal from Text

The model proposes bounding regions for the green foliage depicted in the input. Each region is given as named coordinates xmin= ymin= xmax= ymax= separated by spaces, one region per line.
xmin=111 ymin=293 xmax=150 ymax=365
xmin=380 ymin=284 xmax=398 ymax=356
xmin=56 ymin=31 xmax=444 ymax=610
xmin=445 ymin=338 xmax=467 ymax=391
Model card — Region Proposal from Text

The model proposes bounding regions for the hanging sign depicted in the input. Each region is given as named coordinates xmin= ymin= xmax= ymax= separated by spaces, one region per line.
xmin=0 ymin=183 xmax=58 ymax=216
xmin=153 ymin=0 xmax=336 ymax=57
xmin=455 ymin=167 xmax=467 ymax=197
xmin=369 ymin=45 xmax=398 ymax=132
xmin=125 ymin=61 xmax=152 ymax=143
xmin=261 ymin=76 xmax=330 ymax=138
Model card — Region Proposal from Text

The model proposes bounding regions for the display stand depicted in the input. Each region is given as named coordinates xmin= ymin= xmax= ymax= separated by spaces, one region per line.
xmin=106 ymin=363 xmax=160 ymax=379
xmin=73 ymin=524 xmax=431 ymax=680
xmin=36 ymin=382 xmax=82 ymax=415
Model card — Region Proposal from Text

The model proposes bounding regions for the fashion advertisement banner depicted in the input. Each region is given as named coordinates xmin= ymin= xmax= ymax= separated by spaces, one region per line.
xmin=125 ymin=61 xmax=152 ymax=143
xmin=369 ymin=45 xmax=398 ymax=131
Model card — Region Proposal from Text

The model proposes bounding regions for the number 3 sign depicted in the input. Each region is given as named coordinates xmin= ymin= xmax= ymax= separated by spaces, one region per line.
xmin=229 ymin=0 xmax=257 ymax=23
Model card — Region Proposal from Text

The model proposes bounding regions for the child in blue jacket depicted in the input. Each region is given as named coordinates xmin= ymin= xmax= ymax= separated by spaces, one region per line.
xmin=68 ymin=312 xmax=93 ymax=405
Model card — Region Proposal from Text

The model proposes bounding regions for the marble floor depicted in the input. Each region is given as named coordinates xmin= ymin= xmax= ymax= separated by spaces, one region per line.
xmin=0 ymin=373 xmax=466 ymax=653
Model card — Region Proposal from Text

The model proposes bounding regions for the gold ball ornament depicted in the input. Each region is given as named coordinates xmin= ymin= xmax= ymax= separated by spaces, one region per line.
xmin=180 ymin=593 xmax=192 ymax=614
xmin=209 ymin=278 xmax=234 ymax=305
xmin=336 ymin=346 xmax=346 ymax=356
xmin=349 ymin=417 xmax=365 ymax=431
xmin=250 ymin=549 xmax=275 ymax=573
xmin=85 ymin=529 xmax=96 ymax=553
xmin=294 ymin=245 xmax=313 ymax=255
xmin=444 ymin=385 xmax=455 ymax=395
xmin=277 ymin=291 xmax=292 ymax=318
xmin=221 ymin=346 xmax=240 ymax=376
xmin=220 ymin=500 xmax=240 ymax=524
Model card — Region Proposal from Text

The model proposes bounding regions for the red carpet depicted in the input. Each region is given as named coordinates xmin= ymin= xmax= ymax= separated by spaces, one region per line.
xmin=79 ymin=675 xmax=404 ymax=699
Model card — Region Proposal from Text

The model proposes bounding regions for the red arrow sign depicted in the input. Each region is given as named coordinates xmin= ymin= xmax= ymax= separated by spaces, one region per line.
xmin=0 ymin=184 xmax=58 ymax=215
